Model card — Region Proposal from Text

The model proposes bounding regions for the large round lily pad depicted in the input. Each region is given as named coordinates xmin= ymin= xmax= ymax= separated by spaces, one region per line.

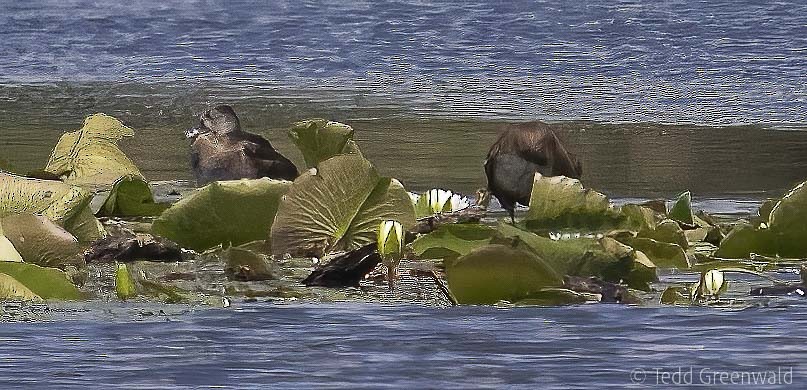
xmin=525 ymin=173 xmax=624 ymax=231
xmin=270 ymin=154 xmax=416 ymax=257
xmin=152 ymin=178 xmax=291 ymax=251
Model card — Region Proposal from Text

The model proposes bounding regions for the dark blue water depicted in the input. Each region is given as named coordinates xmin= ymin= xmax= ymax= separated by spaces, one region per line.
xmin=1 ymin=0 xmax=806 ymax=125
xmin=1 ymin=302 xmax=806 ymax=388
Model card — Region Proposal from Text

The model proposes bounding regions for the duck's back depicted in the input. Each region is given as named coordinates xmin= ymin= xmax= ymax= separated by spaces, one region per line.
xmin=191 ymin=131 xmax=298 ymax=185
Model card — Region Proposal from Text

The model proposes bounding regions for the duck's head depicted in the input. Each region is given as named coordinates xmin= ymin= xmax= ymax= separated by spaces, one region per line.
xmin=475 ymin=188 xmax=491 ymax=209
xmin=187 ymin=105 xmax=241 ymax=139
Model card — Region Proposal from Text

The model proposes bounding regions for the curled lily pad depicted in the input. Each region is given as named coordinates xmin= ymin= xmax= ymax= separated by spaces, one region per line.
xmin=0 ymin=273 xmax=41 ymax=301
xmin=0 ymin=262 xmax=82 ymax=300
xmin=97 ymin=175 xmax=169 ymax=217
xmin=411 ymin=224 xmax=498 ymax=262
xmin=619 ymin=236 xmax=690 ymax=269
xmin=270 ymin=155 xmax=416 ymax=257
xmin=152 ymin=178 xmax=291 ymax=251
xmin=524 ymin=173 xmax=624 ymax=231
xmin=638 ymin=219 xmax=688 ymax=249
xmin=0 ymin=214 xmax=83 ymax=267
xmin=717 ymin=180 xmax=807 ymax=258
xmin=288 ymin=119 xmax=362 ymax=168
xmin=445 ymin=244 xmax=563 ymax=305
xmin=44 ymin=113 xmax=143 ymax=189
xmin=668 ymin=191 xmax=694 ymax=226
xmin=0 ymin=224 xmax=24 ymax=263
xmin=0 ymin=173 xmax=104 ymax=242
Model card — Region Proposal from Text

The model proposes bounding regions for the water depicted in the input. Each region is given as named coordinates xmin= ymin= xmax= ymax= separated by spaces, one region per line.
xmin=3 ymin=1 xmax=807 ymax=387
xmin=0 ymin=302 xmax=805 ymax=388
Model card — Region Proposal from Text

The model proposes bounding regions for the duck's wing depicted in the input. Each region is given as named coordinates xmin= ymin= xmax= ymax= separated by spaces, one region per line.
xmin=241 ymin=133 xmax=299 ymax=180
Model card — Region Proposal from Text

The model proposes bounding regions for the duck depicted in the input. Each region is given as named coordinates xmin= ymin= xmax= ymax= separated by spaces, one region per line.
xmin=188 ymin=105 xmax=298 ymax=186
xmin=484 ymin=121 xmax=583 ymax=222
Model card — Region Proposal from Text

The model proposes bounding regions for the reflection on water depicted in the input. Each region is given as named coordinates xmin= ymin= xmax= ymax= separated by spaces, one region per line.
xmin=1 ymin=83 xmax=806 ymax=201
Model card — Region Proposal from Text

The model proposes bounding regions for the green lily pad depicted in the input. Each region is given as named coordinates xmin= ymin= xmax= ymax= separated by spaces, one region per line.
xmin=445 ymin=244 xmax=563 ymax=305
xmin=620 ymin=204 xmax=660 ymax=231
xmin=223 ymin=246 xmax=275 ymax=281
xmin=717 ymin=180 xmax=807 ymax=258
xmin=0 ymin=273 xmax=42 ymax=301
xmin=152 ymin=178 xmax=291 ymax=251
xmin=0 ymin=262 xmax=82 ymax=300
xmin=0 ymin=172 xmax=105 ymax=242
xmin=270 ymin=155 xmax=416 ymax=257
xmin=619 ymin=236 xmax=690 ymax=269
xmin=288 ymin=119 xmax=362 ymax=168
xmin=668 ymin=191 xmax=694 ymax=226
xmin=411 ymin=224 xmax=498 ymax=261
xmin=638 ymin=219 xmax=688 ymax=249
xmin=43 ymin=113 xmax=144 ymax=189
xmin=0 ymin=214 xmax=83 ymax=267
xmin=97 ymin=175 xmax=169 ymax=217
xmin=524 ymin=173 xmax=624 ymax=231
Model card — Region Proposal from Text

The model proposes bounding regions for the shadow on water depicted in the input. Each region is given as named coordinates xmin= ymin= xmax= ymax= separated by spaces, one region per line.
xmin=2 ymin=82 xmax=807 ymax=200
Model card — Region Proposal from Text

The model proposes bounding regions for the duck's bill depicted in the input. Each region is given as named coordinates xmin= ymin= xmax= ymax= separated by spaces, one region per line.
xmin=185 ymin=127 xmax=201 ymax=139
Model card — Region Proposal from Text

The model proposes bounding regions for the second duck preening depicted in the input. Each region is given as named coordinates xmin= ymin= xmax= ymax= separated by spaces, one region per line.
xmin=484 ymin=121 xmax=583 ymax=222
xmin=188 ymin=105 xmax=299 ymax=186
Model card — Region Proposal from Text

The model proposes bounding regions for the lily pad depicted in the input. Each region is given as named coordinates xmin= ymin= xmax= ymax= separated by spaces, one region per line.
xmin=288 ymin=119 xmax=362 ymax=168
xmin=152 ymin=178 xmax=291 ymax=251
xmin=638 ymin=219 xmax=688 ymax=249
xmin=0 ymin=262 xmax=82 ymax=300
xmin=717 ymin=180 xmax=807 ymax=258
xmin=445 ymin=244 xmax=563 ymax=305
xmin=619 ymin=236 xmax=690 ymax=269
xmin=0 ymin=214 xmax=84 ymax=267
xmin=97 ymin=175 xmax=169 ymax=217
xmin=270 ymin=155 xmax=416 ymax=257
xmin=668 ymin=191 xmax=694 ymax=226
xmin=43 ymin=113 xmax=144 ymax=189
xmin=0 ymin=172 xmax=105 ymax=242
xmin=0 ymin=224 xmax=24 ymax=263
xmin=223 ymin=246 xmax=275 ymax=281
xmin=524 ymin=173 xmax=624 ymax=231
xmin=0 ymin=273 xmax=42 ymax=301
xmin=411 ymin=224 xmax=498 ymax=262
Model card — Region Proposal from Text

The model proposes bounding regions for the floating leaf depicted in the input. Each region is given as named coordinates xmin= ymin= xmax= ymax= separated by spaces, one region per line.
xmin=288 ymin=119 xmax=362 ymax=168
xmin=0 ymin=223 xmax=24 ymax=263
xmin=0 ymin=273 xmax=42 ymax=301
xmin=411 ymin=224 xmax=498 ymax=262
xmin=152 ymin=178 xmax=291 ymax=251
xmin=524 ymin=173 xmax=624 ymax=231
xmin=668 ymin=191 xmax=694 ymax=226
xmin=270 ymin=155 xmax=416 ymax=257
xmin=638 ymin=219 xmax=688 ymax=249
xmin=43 ymin=113 xmax=143 ymax=189
xmin=0 ymin=173 xmax=104 ymax=242
xmin=445 ymin=244 xmax=563 ymax=305
xmin=0 ymin=214 xmax=83 ymax=267
xmin=0 ymin=262 xmax=82 ymax=300
xmin=97 ymin=175 xmax=169 ymax=217
xmin=223 ymin=246 xmax=274 ymax=281
xmin=717 ymin=180 xmax=807 ymax=258
xmin=619 ymin=236 xmax=689 ymax=269
xmin=115 ymin=263 xmax=137 ymax=300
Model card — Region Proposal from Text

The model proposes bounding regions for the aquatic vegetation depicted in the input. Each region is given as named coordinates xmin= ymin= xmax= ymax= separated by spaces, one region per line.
xmin=43 ymin=113 xmax=143 ymax=189
xmin=0 ymin=223 xmax=24 ymax=263
xmin=0 ymin=214 xmax=83 ymax=267
xmin=97 ymin=175 xmax=170 ymax=217
xmin=412 ymin=188 xmax=471 ymax=218
xmin=377 ymin=220 xmax=404 ymax=288
xmin=115 ymin=263 xmax=137 ymax=301
xmin=288 ymin=119 xmax=363 ymax=168
xmin=445 ymin=244 xmax=563 ymax=305
xmin=717 ymin=179 xmax=807 ymax=258
xmin=668 ymin=191 xmax=694 ymax=226
xmin=411 ymin=224 xmax=498 ymax=262
xmin=0 ymin=262 xmax=82 ymax=300
xmin=0 ymin=172 xmax=105 ymax=242
xmin=152 ymin=178 xmax=290 ymax=251
xmin=524 ymin=173 xmax=624 ymax=231
xmin=270 ymin=154 xmax=415 ymax=257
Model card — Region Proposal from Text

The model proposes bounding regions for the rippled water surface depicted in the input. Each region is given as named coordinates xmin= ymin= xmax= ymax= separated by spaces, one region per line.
xmin=1 ymin=302 xmax=806 ymax=388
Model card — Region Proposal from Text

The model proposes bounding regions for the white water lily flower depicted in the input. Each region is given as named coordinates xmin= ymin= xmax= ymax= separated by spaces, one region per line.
xmin=449 ymin=193 xmax=471 ymax=212
xmin=703 ymin=269 xmax=725 ymax=296
xmin=408 ymin=191 xmax=421 ymax=205
xmin=426 ymin=188 xmax=453 ymax=214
